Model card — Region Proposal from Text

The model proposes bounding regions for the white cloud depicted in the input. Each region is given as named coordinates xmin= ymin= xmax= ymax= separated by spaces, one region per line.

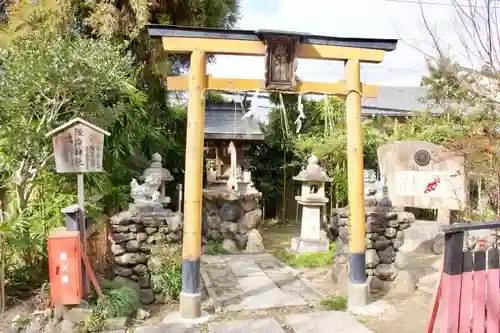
xmin=208 ymin=0 xmax=484 ymax=87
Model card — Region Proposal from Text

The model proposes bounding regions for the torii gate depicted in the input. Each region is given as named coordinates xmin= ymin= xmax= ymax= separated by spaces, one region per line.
xmin=147 ymin=24 xmax=397 ymax=319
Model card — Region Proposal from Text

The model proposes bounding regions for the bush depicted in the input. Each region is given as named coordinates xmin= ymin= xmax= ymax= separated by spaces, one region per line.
xmin=204 ymin=240 xmax=229 ymax=255
xmin=92 ymin=284 xmax=141 ymax=318
xmin=149 ymin=243 xmax=182 ymax=300
xmin=151 ymin=261 xmax=182 ymax=300
xmin=82 ymin=280 xmax=141 ymax=332
xmin=277 ymin=243 xmax=335 ymax=268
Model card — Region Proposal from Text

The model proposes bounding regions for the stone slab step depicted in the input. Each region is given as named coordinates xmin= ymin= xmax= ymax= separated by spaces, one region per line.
xmin=132 ymin=324 xmax=200 ymax=333
xmin=285 ymin=311 xmax=374 ymax=333
xmin=208 ymin=318 xmax=285 ymax=333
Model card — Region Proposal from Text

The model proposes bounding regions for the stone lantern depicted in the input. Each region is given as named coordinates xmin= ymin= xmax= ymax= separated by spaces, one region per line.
xmin=291 ymin=155 xmax=331 ymax=253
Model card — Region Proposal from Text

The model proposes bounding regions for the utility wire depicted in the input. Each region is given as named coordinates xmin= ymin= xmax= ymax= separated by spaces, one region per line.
xmin=384 ymin=0 xmax=500 ymax=8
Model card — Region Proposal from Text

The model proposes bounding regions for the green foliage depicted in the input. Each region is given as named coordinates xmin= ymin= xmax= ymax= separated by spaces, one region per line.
xmin=150 ymin=243 xmax=182 ymax=300
xmin=151 ymin=261 xmax=182 ymax=300
xmin=92 ymin=284 xmax=141 ymax=318
xmin=0 ymin=28 xmax=142 ymax=210
xmin=0 ymin=0 xmax=241 ymax=303
xmin=320 ymin=295 xmax=347 ymax=311
xmin=83 ymin=280 xmax=140 ymax=332
xmin=0 ymin=28 xmax=148 ymax=293
xmin=249 ymin=64 xmax=500 ymax=218
xmin=247 ymin=95 xmax=385 ymax=209
xmin=204 ymin=240 xmax=229 ymax=255
xmin=4 ymin=174 xmax=76 ymax=294
xmin=277 ymin=243 xmax=335 ymax=268
xmin=206 ymin=92 xmax=228 ymax=104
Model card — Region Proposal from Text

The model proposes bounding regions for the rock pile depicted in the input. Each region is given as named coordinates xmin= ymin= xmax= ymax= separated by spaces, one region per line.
xmin=110 ymin=204 xmax=183 ymax=304
xmin=329 ymin=172 xmax=417 ymax=293
xmin=330 ymin=207 xmax=415 ymax=291
xmin=6 ymin=304 xmax=140 ymax=333
xmin=202 ymin=190 xmax=265 ymax=253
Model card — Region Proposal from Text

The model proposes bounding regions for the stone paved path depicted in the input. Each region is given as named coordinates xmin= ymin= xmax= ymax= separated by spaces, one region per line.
xmin=209 ymin=311 xmax=373 ymax=333
xmin=129 ymin=253 xmax=373 ymax=333
xmin=130 ymin=311 xmax=373 ymax=333
xmin=200 ymin=253 xmax=319 ymax=312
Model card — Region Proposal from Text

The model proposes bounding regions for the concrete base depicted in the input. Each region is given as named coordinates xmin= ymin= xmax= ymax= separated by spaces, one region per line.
xmin=290 ymin=237 xmax=329 ymax=253
xmin=349 ymin=300 xmax=397 ymax=317
xmin=347 ymin=281 xmax=368 ymax=311
xmin=162 ymin=310 xmax=212 ymax=326
xmin=179 ymin=292 xmax=202 ymax=319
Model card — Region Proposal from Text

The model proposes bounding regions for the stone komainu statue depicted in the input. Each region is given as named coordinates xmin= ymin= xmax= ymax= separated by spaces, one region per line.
xmin=130 ymin=174 xmax=162 ymax=204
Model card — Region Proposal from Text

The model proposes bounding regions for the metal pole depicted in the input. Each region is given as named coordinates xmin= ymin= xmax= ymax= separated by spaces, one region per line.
xmin=180 ymin=49 xmax=206 ymax=319
xmin=178 ymin=184 xmax=183 ymax=213
xmin=345 ymin=59 xmax=368 ymax=309
xmin=77 ymin=173 xmax=88 ymax=300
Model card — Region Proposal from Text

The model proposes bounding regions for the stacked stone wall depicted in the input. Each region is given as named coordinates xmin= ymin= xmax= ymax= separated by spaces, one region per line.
xmin=109 ymin=205 xmax=183 ymax=304
xmin=330 ymin=205 xmax=416 ymax=293
xmin=202 ymin=190 xmax=265 ymax=253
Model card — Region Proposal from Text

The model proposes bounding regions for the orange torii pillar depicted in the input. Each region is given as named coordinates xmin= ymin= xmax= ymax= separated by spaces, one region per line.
xmin=147 ymin=24 xmax=397 ymax=318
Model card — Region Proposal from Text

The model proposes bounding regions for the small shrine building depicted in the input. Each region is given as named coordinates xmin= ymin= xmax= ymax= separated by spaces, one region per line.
xmin=204 ymin=100 xmax=264 ymax=190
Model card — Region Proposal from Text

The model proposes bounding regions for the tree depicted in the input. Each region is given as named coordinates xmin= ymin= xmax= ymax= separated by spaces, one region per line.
xmin=418 ymin=0 xmax=500 ymax=110
xmin=416 ymin=0 xmax=500 ymax=215
xmin=0 ymin=27 xmax=153 ymax=290
xmin=0 ymin=0 xmax=242 ymax=180
xmin=247 ymin=94 xmax=386 ymax=217
xmin=0 ymin=0 xmax=242 ymax=295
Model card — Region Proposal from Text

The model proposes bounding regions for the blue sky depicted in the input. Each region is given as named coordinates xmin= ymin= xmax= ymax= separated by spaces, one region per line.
xmin=208 ymin=0 xmax=469 ymax=87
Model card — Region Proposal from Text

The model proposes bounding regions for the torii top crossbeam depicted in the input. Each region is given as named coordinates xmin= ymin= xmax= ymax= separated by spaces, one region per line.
xmin=147 ymin=24 xmax=397 ymax=319
xmin=147 ymin=25 xmax=397 ymax=60
xmin=147 ymin=25 xmax=397 ymax=96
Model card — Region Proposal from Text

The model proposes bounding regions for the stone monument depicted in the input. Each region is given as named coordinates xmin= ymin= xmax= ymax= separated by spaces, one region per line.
xmin=226 ymin=141 xmax=238 ymax=192
xmin=291 ymin=155 xmax=331 ymax=253
xmin=378 ymin=140 xmax=467 ymax=223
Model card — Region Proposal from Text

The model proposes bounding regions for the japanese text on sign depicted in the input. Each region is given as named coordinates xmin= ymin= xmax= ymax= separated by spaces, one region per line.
xmin=59 ymin=251 xmax=69 ymax=285
xmin=52 ymin=124 xmax=105 ymax=173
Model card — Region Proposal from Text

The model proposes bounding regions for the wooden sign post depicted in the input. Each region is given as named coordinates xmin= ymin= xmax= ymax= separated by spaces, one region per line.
xmin=46 ymin=117 xmax=110 ymax=299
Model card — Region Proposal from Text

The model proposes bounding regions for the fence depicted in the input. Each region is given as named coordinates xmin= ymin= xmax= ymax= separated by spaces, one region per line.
xmin=86 ymin=219 xmax=110 ymax=275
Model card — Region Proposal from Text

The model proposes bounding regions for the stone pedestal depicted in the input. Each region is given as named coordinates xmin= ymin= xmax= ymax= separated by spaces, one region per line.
xmin=291 ymin=200 xmax=329 ymax=253
xmin=202 ymin=189 xmax=264 ymax=252
xmin=291 ymin=237 xmax=329 ymax=253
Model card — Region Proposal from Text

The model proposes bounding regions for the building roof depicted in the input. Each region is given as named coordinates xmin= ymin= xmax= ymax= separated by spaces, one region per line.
xmin=204 ymin=102 xmax=265 ymax=141
xmin=361 ymin=86 xmax=439 ymax=116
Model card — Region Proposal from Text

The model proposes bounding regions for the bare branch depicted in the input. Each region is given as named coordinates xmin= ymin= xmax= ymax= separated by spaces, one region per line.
xmin=417 ymin=0 xmax=500 ymax=110
xmin=418 ymin=0 xmax=444 ymax=58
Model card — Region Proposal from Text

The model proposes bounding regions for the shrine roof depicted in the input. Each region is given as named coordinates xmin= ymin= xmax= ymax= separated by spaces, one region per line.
xmin=147 ymin=25 xmax=398 ymax=54
xmin=205 ymin=102 xmax=265 ymax=141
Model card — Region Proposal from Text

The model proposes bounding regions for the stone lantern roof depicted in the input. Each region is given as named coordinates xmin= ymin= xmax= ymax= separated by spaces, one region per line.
xmin=140 ymin=153 xmax=173 ymax=181
xmin=293 ymin=155 xmax=332 ymax=182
